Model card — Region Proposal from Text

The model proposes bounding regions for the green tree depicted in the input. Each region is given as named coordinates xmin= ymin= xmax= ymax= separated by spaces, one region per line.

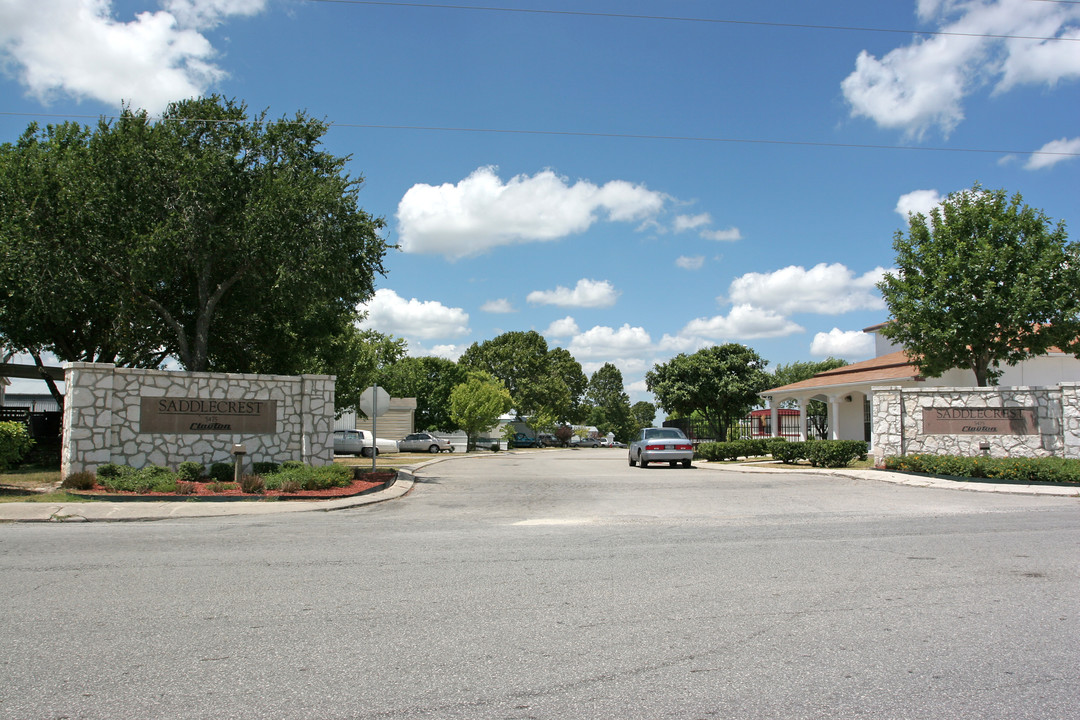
xmin=585 ymin=363 xmax=634 ymax=441
xmin=378 ymin=355 xmax=467 ymax=431
xmin=878 ymin=184 xmax=1080 ymax=386
xmin=631 ymin=401 xmax=657 ymax=429
xmin=0 ymin=96 xmax=389 ymax=381
xmin=458 ymin=331 xmax=584 ymax=423
xmin=323 ymin=329 xmax=407 ymax=415
xmin=449 ymin=371 xmax=513 ymax=451
xmin=646 ymin=344 xmax=770 ymax=440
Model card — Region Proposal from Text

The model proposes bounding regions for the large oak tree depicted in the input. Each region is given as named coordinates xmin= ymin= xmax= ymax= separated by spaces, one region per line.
xmin=878 ymin=185 xmax=1080 ymax=386
xmin=0 ymin=96 xmax=389 ymax=406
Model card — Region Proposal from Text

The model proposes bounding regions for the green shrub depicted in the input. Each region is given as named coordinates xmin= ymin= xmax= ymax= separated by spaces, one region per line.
xmin=96 ymin=463 xmax=124 ymax=479
xmin=281 ymin=460 xmax=304 ymax=471
xmin=61 ymin=471 xmax=96 ymax=490
xmin=769 ymin=440 xmax=806 ymax=464
xmin=265 ymin=463 xmax=352 ymax=492
xmin=805 ymin=440 xmax=868 ymax=468
xmin=176 ymin=480 xmax=198 ymax=495
xmin=177 ymin=461 xmax=204 ymax=482
xmin=0 ymin=421 xmax=34 ymax=471
xmin=207 ymin=481 xmax=236 ymax=493
xmin=253 ymin=461 xmax=280 ymax=475
xmin=209 ymin=462 xmax=234 ymax=483
xmin=883 ymin=454 xmax=1080 ymax=483
xmin=239 ymin=474 xmax=265 ymax=494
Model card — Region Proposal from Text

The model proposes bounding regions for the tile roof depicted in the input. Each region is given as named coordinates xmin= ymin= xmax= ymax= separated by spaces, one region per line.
xmin=762 ymin=351 xmax=921 ymax=395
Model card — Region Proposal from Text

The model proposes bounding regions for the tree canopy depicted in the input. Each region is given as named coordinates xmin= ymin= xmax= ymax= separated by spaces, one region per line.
xmin=449 ymin=371 xmax=512 ymax=451
xmin=0 ymin=96 xmax=389 ymax=386
xmin=878 ymin=185 xmax=1080 ymax=386
xmin=378 ymin=355 xmax=467 ymax=432
xmin=458 ymin=331 xmax=585 ymax=423
xmin=585 ymin=363 xmax=634 ymax=441
xmin=646 ymin=344 xmax=770 ymax=439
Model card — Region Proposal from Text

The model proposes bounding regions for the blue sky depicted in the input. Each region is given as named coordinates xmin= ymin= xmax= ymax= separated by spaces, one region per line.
xmin=2 ymin=0 xmax=1078 ymax=402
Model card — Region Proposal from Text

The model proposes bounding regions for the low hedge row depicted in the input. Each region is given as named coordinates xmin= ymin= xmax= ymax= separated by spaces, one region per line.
xmin=64 ymin=460 xmax=353 ymax=493
xmin=882 ymin=454 xmax=1080 ymax=484
xmin=695 ymin=438 xmax=868 ymax=468
xmin=695 ymin=439 xmax=773 ymax=461
xmin=771 ymin=439 xmax=869 ymax=468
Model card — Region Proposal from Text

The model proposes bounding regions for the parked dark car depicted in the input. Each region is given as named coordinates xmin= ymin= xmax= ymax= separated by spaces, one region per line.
xmin=538 ymin=432 xmax=559 ymax=447
xmin=510 ymin=433 xmax=542 ymax=448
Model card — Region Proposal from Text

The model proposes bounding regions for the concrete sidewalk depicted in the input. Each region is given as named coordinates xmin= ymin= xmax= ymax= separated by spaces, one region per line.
xmin=0 ymin=454 xmax=1075 ymax=523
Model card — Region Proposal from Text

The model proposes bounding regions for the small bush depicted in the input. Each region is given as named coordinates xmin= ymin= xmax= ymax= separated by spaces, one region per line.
xmin=61 ymin=471 xmax=96 ymax=490
xmin=490 ymin=443 xmax=500 ymax=452
xmin=176 ymin=480 xmax=197 ymax=495
xmin=239 ymin=474 xmax=265 ymax=494
xmin=769 ymin=440 xmax=807 ymax=464
xmin=96 ymin=463 xmax=124 ymax=479
xmin=805 ymin=440 xmax=868 ymax=468
xmin=209 ymin=462 xmax=234 ymax=483
xmin=207 ymin=481 xmax=236 ymax=494
xmin=177 ymin=461 xmax=203 ymax=482
xmin=281 ymin=460 xmax=304 ymax=471
xmin=253 ymin=461 xmax=280 ymax=475
xmin=278 ymin=478 xmax=302 ymax=493
xmin=0 ymin=421 xmax=34 ymax=471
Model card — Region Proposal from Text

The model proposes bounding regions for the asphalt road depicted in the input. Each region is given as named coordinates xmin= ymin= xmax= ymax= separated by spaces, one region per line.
xmin=1 ymin=449 xmax=1078 ymax=719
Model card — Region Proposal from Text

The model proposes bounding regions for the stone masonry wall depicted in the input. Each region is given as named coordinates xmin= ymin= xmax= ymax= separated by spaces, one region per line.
xmin=873 ymin=384 xmax=1079 ymax=461
xmin=62 ymin=363 xmax=335 ymax=477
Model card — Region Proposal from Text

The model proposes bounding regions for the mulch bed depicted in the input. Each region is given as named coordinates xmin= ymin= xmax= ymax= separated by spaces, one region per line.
xmin=71 ymin=471 xmax=397 ymax=501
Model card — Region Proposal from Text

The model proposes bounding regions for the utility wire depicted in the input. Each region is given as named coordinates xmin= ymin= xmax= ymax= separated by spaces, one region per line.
xmin=2 ymin=111 xmax=1077 ymax=159
xmin=304 ymin=0 xmax=1080 ymax=42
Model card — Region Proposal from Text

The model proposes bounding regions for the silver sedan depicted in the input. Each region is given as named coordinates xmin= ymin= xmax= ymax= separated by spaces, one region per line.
xmin=628 ymin=427 xmax=694 ymax=468
xmin=399 ymin=432 xmax=454 ymax=453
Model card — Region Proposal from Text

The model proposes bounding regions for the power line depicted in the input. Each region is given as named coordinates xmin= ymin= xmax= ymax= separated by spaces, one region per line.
xmin=304 ymin=0 xmax=1080 ymax=43
xmin=2 ymin=111 xmax=1077 ymax=159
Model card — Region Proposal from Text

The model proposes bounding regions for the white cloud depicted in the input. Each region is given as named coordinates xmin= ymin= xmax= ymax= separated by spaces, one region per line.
xmin=1026 ymin=136 xmax=1080 ymax=170
xmin=543 ymin=316 xmax=580 ymax=338
xmin=396 ymin=166 xmax=668 ymax=258
xmin=674 ymin=213 xmax=711 ymax=232
xmin=568 ymin=324 xmax=654 ymax=360
xmin=0 ymin=0 xmax=266 ymax=113
xmin=810 ymin=328 xmax=875 ymax=359
xmin=480 ymin=298 xmax=515 ymax=313
xmin=407 ymin=342 xmax=465 ymax=361
xmin=357 ymin=289 xmax=470 ymax=339
xmin=527 ymin=278 xmax=620 ymax=308
xmin=895 ymin=189 xmax=944 ymax=219
xmin=681 ymin=304 xmax=804 ymax=340
xmin=727 ymin=263 xmax=888 ymax=315
xmin=841 ymin=0 xmax=1080 ymax=137
xmin=699 ymin=227 xmax=742 ymax=242
xmin=675 ymin=255 xmax=705 ymax=270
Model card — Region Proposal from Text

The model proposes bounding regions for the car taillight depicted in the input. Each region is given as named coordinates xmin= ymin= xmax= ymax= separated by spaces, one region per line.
xmin=675 ymin=444 xmax=692 ymax=451
xmin=645 ymin=444 xmax=665 ymax=451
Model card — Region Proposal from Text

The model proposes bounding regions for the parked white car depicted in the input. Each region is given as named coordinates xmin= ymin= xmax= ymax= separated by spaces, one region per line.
xmin=333 ymin=429 xmax=399 ymax=457
xmin=628 ymin=427 xmax=693 ymax=468
xmin=398 ymin=432 xmax=454 ymax=453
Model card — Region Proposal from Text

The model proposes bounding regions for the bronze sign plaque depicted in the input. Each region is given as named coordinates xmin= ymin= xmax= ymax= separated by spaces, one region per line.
xmin=921 ymin=407 xmax=1038 ymax=435
xmin=140 ymin=398 xmax=277 ymax=434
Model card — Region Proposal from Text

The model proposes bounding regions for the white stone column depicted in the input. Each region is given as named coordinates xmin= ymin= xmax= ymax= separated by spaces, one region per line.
xmin=798 ymin=398 xmax=808 ymax=441
xmin=769 ymin=404 xmax=779 ymax=439
xmin=1062 ymin=382 xmax=1080 ymax=460
xmin=828 ymin=395 xmax=841 ymax=440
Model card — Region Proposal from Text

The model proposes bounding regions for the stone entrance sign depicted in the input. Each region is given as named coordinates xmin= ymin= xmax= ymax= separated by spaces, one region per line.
xmin=62 ymin=363 xmax=335 ymax=477
xmin=922 ymin=407 xmax=1038 ymax=435
xmin=140 ymin=398 xmax=278 ymax=434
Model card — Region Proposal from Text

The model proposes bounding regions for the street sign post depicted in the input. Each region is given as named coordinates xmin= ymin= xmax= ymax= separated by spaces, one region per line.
xmin=358 ymin=385 xmax=390 ymax=471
